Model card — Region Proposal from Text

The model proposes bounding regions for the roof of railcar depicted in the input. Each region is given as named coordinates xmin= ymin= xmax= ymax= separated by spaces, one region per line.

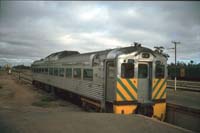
xmin=59 ymin=45 xmax=154 ymax=57
xmin=32 ymin=45 xmax=168 ymax=65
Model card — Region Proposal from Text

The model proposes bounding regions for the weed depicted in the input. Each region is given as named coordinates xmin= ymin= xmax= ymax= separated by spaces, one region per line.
xmin=32 ymin=101 xmax=49 ymax=107
xmin=41 ymin=95 xmax=56 ymax=102
xmin=32 ymin=95 xmax=56 ymax=107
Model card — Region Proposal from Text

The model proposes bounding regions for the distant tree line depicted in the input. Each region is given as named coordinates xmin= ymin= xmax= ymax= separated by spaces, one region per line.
xmin=12 ymin=65 xmax=31 ymax=70
xmin=168 ymin=60 xmax=200 ymax=81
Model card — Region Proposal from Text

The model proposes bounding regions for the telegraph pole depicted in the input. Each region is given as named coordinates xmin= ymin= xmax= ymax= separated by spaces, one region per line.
xmin=171 ymin=41 xmax=180 ymax=91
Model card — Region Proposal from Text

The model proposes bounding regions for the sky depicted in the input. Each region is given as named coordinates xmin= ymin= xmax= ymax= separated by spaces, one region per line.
xmin=0 ymin=1 xmax=200 ymax=66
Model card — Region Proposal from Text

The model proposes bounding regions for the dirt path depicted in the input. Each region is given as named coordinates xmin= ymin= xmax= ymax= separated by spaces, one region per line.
xmin=0 ymin=71 xmax=82 ymax=112
xmin=0 ymin=73 xmax=37 ymax=107
xmin=0 ymin=71 xmax=191 ymax=133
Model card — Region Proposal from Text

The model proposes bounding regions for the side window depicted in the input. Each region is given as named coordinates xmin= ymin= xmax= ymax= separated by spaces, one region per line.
xmin=54 ymin=68 xmax=58 ymax=76
xmin=83 ymin=69 xmax=93 ymax=81
xmin=41 ymin=68 xmax=44 ymax=73
xmin=45 ymin=68 xmax=48 ymax=74
xmin=121 ymin=63 xmax=134 ymax=78
xmin=49 ymin=68 xmax=53 ymax=75
xmin=66 ymin=68 xmax=72 ymax=78
xmin=138 ymin=64 xmax=148 ymax=78
xmin=73 ymin=68 xmax=81 ymax=79
xmin=59 ymin=68 xmax=64 ymax=77
xmin=156 ymin=61 xmax=165 ymax=78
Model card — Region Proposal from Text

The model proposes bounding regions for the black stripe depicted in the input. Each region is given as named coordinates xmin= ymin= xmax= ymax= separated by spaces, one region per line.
xmin=152 ymin=99 xmax=166 ymax=103
xmin=113 ymin=101 xmax=138 ymax=105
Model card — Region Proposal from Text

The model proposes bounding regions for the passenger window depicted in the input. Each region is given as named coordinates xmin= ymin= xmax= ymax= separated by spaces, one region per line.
xmin=66 ymin=68 xmax=72 ymax=78
xmin=138 ymin=64 xmax=148 ymax=78
xmin=73 ymin=68 xmax=81 ymax=79
xmin=59 ymin=68 xmax=64 ymax=77
xmin=49 ymin=68 xmax=53 ymax=75
xmin=121 ymin=63 xmax=134 ymax=78
xmin=156 ymin=61 xmax=165 ymax=78
xmin=45 ymin=68 xmax=48 ymax=74
xmin=83 ymin=69 xmax=93 ymax=81
xmin=54 ymin=68 xmax=58 ymax=76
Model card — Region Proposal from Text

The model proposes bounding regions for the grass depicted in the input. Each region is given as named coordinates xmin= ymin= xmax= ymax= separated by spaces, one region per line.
xmin=0 ymin=84 xmax=2 ymax=89
xmin=32 ymin=101 xmax=50 ymax=107
xmin=32 ymin=95 xmax=57 ymax=107
xmin=41 ymin=95 xmax=56 ymax=102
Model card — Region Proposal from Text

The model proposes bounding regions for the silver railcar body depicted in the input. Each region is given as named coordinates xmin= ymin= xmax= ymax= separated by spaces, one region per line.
xmin=32 ymin=44 xmax=168 ymax=120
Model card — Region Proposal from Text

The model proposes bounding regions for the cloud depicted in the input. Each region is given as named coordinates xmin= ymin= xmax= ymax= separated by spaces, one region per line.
xmin=0 ymin=1 xmax=200 ymax=66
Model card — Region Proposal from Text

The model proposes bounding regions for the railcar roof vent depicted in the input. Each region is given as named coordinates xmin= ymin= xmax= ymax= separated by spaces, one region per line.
xmin=133 ymin=42 xmax=142 ymax=47
xmin=45 ymin=50 xmax=80 ymax=61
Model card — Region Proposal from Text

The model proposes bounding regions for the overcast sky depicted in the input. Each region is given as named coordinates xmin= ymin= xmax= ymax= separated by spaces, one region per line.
xmin=0 ymin=1 xmax=200 ymax=66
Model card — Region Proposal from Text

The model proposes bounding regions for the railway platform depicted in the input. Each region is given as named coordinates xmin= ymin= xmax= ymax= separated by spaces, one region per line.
xmin=0 ymin=109 xmax=192 ymax=133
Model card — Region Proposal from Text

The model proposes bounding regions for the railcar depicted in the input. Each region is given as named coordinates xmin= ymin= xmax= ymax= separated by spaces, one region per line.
xmin=32 ymin=43 xmax=168 ymax=120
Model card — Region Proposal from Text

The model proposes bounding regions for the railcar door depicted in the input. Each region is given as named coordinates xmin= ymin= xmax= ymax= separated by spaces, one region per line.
xmin=106 ymin=61 xmax=115 ymax=102
xmin=138 ymin=62 xmax=152 ymax=103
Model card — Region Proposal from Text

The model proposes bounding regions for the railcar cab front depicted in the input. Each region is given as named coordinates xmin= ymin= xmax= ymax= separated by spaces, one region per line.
xmin=114 ymin=47 xmax=167 ymax=120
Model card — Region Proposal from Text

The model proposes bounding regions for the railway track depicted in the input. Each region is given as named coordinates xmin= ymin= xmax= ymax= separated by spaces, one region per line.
xmin=167 ymin=102 xmax=200 ymax=116
xmin=166 ymin=102 xmax=200 ymax=132
xmin=167 ymin=80 xmax=200 ymax=92
xmin=12 ymin=70 xmax=32 ymax=84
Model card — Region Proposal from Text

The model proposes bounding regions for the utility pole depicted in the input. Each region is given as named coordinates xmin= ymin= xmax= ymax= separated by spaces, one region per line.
xmin=171 ymin=41 xmax=180 ymax=91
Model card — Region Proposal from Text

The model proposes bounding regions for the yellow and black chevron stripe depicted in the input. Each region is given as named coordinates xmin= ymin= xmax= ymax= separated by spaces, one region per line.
xmin=116 ymin=78 xmax=138 ymax=101
xmin=152 ymin=78 xmax=167 ymax=100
